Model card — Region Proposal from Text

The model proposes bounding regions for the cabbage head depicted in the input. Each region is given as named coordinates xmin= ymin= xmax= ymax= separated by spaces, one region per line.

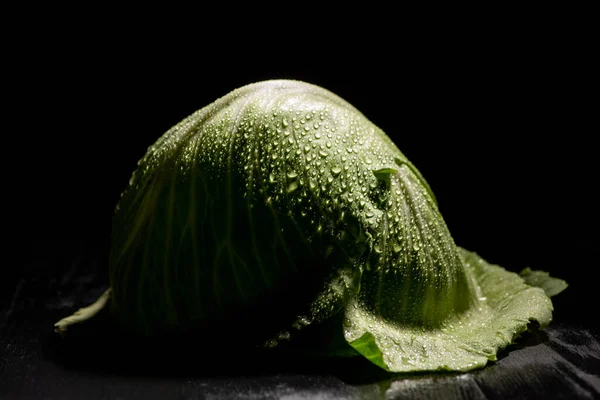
xmin=55 ymin=80 xmax=567 ymax=372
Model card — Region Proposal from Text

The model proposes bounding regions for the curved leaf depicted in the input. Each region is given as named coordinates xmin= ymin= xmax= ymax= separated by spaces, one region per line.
xmin=344 ymin=248 xmax=556 ymax=372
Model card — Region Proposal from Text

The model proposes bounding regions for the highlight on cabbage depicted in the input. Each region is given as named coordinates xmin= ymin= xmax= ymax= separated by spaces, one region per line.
xmin=55 ymin=80 xmax=567 ymax=372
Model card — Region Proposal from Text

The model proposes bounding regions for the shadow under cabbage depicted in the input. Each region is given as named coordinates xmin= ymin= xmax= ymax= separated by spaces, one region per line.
xmin=42 ymin=304 xmax=550 ymax=384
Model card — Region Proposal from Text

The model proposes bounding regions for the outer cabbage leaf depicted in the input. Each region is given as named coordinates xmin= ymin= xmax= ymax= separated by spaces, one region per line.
xmin=344 ymin=248 xmax=561 ymax=372
xmin=519 ymin=267 xmax=568 ymax=297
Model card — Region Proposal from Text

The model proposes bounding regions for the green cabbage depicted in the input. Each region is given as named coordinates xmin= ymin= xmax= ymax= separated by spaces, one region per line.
xmin=55 ymin=80 xmax=567 ymax=372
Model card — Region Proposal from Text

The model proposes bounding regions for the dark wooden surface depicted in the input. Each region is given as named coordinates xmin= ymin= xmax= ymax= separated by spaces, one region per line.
xmin=2 ymin=240 xmax=599 ymax=399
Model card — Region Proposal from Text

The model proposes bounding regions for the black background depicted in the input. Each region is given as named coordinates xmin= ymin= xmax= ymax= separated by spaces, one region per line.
xmin=3 ymin=9 xmax=598 ymax=398
xmin=9 ymin=21 xmax=596 ymax=319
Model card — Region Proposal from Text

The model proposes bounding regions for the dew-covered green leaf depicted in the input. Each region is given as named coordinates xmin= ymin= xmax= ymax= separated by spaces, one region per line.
xmin=343 ymin=248 xmax=557 ymax=372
